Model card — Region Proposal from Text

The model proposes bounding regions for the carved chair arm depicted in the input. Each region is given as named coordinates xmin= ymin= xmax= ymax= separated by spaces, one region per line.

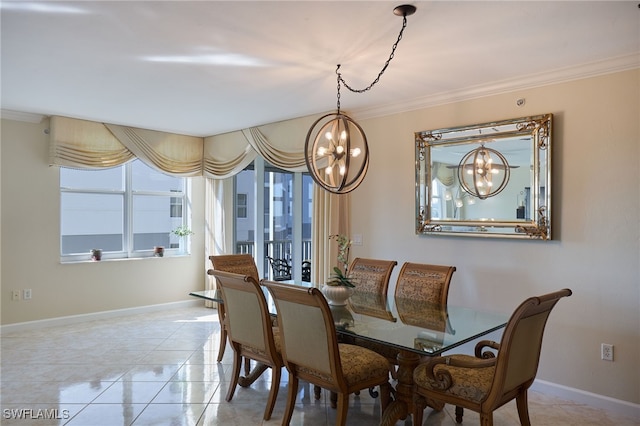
xmin=418 ymin=355 xmax=497 ymax=390
xmin=474 ymin=340 xmax=500 ymax=358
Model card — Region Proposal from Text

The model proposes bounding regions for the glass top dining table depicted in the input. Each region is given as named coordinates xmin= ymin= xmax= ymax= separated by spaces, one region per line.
xmin=190 ymin=280 xmax=508 ymax=425
xmin=189 ymin=281 xmax=507 ymax=357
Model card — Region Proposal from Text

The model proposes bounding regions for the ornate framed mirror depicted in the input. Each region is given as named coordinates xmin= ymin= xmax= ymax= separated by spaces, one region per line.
xmin=415 ymin=113 xmax=552 ymax=239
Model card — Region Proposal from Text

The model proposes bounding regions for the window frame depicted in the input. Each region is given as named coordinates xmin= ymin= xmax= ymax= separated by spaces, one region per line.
xmin=59 ymin=160 xmax=191 ymax=262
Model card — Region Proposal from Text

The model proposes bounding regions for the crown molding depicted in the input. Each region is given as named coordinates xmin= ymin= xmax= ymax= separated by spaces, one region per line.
xmin=0 ymin=109 xmax=45 ymax=123
xmin=353 ymin=54 xmax=640 ymax=121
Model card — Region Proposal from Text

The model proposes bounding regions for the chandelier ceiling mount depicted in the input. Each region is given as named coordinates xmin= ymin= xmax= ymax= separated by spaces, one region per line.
xmin=305 ymin=4 xmax=416 ymax=194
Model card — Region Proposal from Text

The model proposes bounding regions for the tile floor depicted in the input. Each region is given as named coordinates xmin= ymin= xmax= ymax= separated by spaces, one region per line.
xmin=1 ymin=305 xmax=637 ymax=426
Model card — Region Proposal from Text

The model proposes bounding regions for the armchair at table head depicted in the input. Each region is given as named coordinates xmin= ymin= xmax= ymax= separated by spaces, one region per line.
xmin=412 ymin=288 xmax=572 ymax=426
xmin=207 ymin=270 xmax=283 ymax=421
xmin=266 ymin=256 xmax=292 ymax=281
xmin=263 ymin=280 xmax=392 ymax=426
xmin=394 ymin=262 xmax=456 ymax=305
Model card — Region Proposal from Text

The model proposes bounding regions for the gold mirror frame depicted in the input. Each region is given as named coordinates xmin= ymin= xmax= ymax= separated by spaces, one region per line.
xmin=415 ymin=114 xmax=552 ymax=239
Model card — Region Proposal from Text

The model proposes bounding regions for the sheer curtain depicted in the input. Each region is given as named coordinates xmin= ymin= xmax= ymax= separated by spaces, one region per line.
xmin=311 ymin=189 xmax=350 ymax=287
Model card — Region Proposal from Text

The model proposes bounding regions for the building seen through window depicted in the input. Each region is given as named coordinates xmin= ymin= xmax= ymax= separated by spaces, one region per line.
xmin=234 ymin=159 xmax=312 ymax=280
xmin=60 ymin=160 xmax=190 ymax=260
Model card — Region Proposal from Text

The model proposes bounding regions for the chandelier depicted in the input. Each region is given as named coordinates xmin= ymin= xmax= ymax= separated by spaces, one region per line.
xmin=457 ymin=145 xmax=511 ymax=199
xmin=305 ymin=4 xmax=416 ymax=194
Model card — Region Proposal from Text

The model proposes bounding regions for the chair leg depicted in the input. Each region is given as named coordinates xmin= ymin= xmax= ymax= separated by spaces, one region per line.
xmin=313 ymin=385 xmax=321 ymax=400
xmin=263 ymin=366 xmax=281 ymax=420
xmin=330 ymin=391 xmax=337 ymax=409
xmin=335 ymin=393 xmax=350 ymax=426
xmin=244 ymin=357 xmax=251 ymax=375
xmin=455 ymin=406 xmax=464 ymax=423
xmin=413 ymin=394 xmax=426 ymax=426
xmin=226 ymin=350 xmax=242 ymax=401
xmin=479 ymin=411 xmax=493 ymax=426
xmin=516 ymin=390 xmax=531 ymax=426
xmin=216 ymin=306 xmax=227 ymax=362
xmin=283 ymin=376 xmax=298 ymax=426
xmin=379 ymin=382 xmax=391 ymax=414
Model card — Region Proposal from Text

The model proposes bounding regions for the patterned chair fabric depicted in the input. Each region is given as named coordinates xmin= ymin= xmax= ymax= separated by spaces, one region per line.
xmin=412 ymin=288 xmax=572 ymax=426
xmin=347 ymin=258 xmax=397 ymax=295
xmin=209 ymin=254 xmax=260 ymax=282
xmin=263 ymin=281 xmax=392 ymax=426
xmin=208 ymin=270 xmax=284 ymax=421
xmin=394 ymin=262 xmax=456 ymax=305
xmin=348 ymin=290 xmax=396 ymax=322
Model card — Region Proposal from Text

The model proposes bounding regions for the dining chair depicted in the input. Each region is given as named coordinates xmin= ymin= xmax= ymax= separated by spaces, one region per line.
xmin=345 ymin=258 xmax=398 ymax=384
xmin=347 ymin=257 xmax=397 ymax=295
xmin=209 ymin=254 xmax=260 ymax=281
xmin=208 ymin=270 xmax=284 ymax=421
xmin=263 ymin=281 xmax=392 ymax=426
xmin=412 ymin=288 xmax=572 ymax=426
xmin=394 ymin=262 xmax=456 ymax=305
xmin=208 ymin=254 xmax=260 ymax=368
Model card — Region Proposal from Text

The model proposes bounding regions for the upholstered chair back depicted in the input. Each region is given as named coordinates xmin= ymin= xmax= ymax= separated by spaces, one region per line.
xmin=265 ymin=283 xmax=342 ymax=389
xmin=491 ymin=289 xmax=572 ymax=398
xmin=209 ymin=254 xmax=260 ymax=282
xmin=394 ymin=262 xmax=456 ymax=305
xmin=347 ymin=257 xmax=397 ymax=295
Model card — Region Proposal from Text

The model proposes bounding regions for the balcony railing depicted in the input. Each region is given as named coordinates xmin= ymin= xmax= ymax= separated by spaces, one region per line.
xmin=235 ymin=239 xmax=311 ymax=280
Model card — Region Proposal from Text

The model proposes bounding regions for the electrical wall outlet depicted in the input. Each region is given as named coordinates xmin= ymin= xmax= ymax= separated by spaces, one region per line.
xmin=23 ymin=289 xmax=32 ymax=300
xmin=12 ymin=290 xmax=20 ymax=301
xmin=601 ymin=343 xmax=614 ymax=361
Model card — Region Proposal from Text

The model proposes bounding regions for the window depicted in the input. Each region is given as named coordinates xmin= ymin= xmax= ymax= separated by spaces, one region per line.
xmin=60 ymin=160 xmax=190 ymax=261
xmin=236 ymin=193 xmax=247 ymax=218
xmin=233 ymin=158 xmax=312 ymax=280
xmin=431 ymin=179 xmax=445 ymax=220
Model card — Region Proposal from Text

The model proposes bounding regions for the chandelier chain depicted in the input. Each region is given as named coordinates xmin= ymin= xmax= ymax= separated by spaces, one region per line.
xmin=335 ymin=13 xmax=409 ymax=112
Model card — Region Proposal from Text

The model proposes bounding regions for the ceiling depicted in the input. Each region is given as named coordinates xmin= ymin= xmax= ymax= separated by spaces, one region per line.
xmin=1 ymin=1 xmax=638 ymax=137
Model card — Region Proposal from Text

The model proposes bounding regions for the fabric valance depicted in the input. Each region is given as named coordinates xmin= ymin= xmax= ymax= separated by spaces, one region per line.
xmin=49 ymin=113 xmax=323 ymax=178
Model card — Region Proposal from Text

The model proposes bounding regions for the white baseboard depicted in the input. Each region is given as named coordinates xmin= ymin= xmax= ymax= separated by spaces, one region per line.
xmin=0 ymin=299 xmax=206 ymax=334
xmin=531 ymin=379 xmax=640 ymax=421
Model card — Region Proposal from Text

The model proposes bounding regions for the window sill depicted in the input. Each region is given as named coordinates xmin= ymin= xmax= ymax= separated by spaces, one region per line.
xmin=60 ymin=254 xmax=191 ymax=264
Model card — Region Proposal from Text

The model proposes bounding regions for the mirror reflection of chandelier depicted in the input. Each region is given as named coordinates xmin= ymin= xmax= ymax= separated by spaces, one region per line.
xmin=458 ymin=145 xmax=510 ymax=200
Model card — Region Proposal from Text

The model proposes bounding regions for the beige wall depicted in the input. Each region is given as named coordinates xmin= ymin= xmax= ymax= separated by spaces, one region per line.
xmin=349 ymin=69 xmax=639 ymax=404
xmin=1 ymin=69 xmax=638 ymax=406
xmin=0 ymin=118 xmax=207 ymax=324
